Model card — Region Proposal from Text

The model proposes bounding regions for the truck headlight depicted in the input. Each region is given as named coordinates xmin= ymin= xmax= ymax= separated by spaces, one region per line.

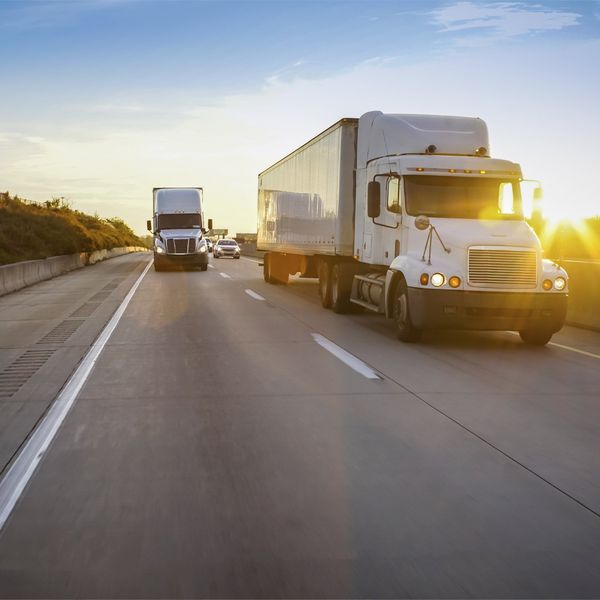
xmin=554 ymin=276 xmax=566 ymax=291
xmin=431 ymin=273 xmax=445 ymax=287
xmin=156 ymin=246 xmax=165 ymax=254
xmin=198 ymin=243 xmax=207 ymax=253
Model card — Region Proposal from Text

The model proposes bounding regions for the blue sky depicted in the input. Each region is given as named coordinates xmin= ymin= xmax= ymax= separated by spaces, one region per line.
xmin=1 ymin=0 xmax=599 ymax=234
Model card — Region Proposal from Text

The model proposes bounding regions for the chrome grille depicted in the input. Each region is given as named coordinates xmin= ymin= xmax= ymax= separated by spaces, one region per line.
xmin=166 ymin=238 xmax=195 ymax=254
xmin=468 ymin=247 xmax=537 ymax=288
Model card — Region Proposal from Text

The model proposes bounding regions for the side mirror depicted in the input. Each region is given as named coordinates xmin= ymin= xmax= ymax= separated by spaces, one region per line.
xmin=415 ymin=215 xmax=430 ymax=230
xmin=146 ymin=220 xmax=152 ymax=231
xmin=367 ymin=181 xmax=381 ymax=219
xmin=207 ymin=218 xmax=213 ymax=230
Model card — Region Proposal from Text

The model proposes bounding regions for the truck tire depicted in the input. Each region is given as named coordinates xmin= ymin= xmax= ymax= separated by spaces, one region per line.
xmin=392 ymin=279 xmax=422 ymax=342
xmin=331 ymin=263 xmax=352 ymax=314
xmin=519 ymin=327 xmax=553 ymax=346
xmin=318 ymin=261 xmax=332 ymax=308
xmin=200 ymin=263 xmax=208 ymax=272
xmin=154 ymin=257 xmax=164 ymax=272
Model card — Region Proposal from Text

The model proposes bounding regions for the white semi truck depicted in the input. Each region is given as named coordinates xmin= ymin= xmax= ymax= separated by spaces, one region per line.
xmin=257 ymin=112 xmax=568 ymax=345
xmin=147 ymin=187 xmax=211 ymax=272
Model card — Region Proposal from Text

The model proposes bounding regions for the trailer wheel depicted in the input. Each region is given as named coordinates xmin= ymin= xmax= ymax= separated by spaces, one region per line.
xmin=393 ymin=279 xmax=422 ymax=342
xmin=331 ymin=263 xmax=352 ymax=314
xmin=318 ymin=261 xmax=332 ymax=308
xmin=519 ymin=327 xmax=553 ymax=346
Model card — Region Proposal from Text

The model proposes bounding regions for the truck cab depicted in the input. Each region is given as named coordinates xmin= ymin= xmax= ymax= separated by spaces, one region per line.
xmin=354 ymin=112 xmax=567 ymax=344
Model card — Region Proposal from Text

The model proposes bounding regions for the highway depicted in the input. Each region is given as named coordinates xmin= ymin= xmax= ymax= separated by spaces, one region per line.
xmin=1 ymin=252 xmax=600 ymax=598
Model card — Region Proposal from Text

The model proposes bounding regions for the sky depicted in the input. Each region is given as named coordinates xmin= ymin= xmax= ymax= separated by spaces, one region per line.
xmin=1 ymin=0 xmax=599 ymax=235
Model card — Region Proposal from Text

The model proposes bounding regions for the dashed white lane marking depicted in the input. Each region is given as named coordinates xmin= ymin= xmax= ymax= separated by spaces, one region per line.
xmin=208 ymin=264 xmax=215 ymax=269
xmin=245 ymin=289 xmax=265 ymax=301
xmin=219 ymin=272 xmax=232 ymax=279
xmin=0 ymin=259 xmax=153 ymax=531
xmin=311 ymin=333 xmax=381 ymax=380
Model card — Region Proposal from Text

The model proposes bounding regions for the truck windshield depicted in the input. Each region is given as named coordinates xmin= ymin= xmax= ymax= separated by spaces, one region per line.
xmin=157 ymin=214 xmax=201 ymax=229
xmin=404 ymin=176 xmax=523 ymax=220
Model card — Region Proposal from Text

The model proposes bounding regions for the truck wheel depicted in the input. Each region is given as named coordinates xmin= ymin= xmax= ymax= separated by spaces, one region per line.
xmin=519 ymin=328 xmax=553 ymax=346
xmin=331 ymin=263 xmax=352 ymax=314
xmin=393 ymin=280 xmax=422 ymax=342
xmin=200 ymin=263 xmax=208 ymax=272
xmin=154 ymin=258 xmax=163 ymax=272
xmin=318 ymin=262 xmax=332 ymax=308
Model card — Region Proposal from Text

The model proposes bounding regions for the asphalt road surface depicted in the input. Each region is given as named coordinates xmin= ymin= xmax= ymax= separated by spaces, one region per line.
xmin=1 ymin=252 xmax=599 ymax=598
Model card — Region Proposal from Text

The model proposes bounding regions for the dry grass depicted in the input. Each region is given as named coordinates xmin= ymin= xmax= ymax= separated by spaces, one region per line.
xmin=0 ymin=192 xmax=147 ymax=265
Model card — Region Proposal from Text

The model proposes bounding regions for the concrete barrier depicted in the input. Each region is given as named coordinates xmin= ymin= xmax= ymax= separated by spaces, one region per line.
xmin=0 ymin=247 xmax=149 ymax=297
xmin=238 ymin=242 xmax=264 ymax=259
xmin=563 ymin=260 xmax=600 ymax=331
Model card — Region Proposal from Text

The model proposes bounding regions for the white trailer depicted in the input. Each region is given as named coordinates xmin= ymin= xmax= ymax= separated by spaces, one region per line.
xmin=257 ymin=112 xmax=568 ymax=345
xmin=147 ymin=187 xmax=211 ymax=271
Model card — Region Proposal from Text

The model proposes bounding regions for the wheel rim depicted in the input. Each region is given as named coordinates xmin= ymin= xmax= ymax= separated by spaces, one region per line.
xmin=394 ymin=290 xmax=408 ymax=330
xmin=319 ymin=276 xmax=326 ymax=300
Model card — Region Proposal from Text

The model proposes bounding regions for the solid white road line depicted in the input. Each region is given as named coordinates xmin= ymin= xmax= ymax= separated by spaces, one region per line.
xmin=311 ymin=333 xmax=381 ymax=380
xmin=507 ymin=331 xmax=600 ymax=360
xmin=0 ymin=258 xmax=153 ymax=531
xmin=219 ymin=272 xmax=232 ymax=279
xmin=245 ymin=289 xmax=265 ymax=301
xmin=548 ymin=341 xmax=600 ymax=360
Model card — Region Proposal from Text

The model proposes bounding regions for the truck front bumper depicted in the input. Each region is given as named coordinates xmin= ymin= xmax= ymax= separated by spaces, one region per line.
xmin=154 ymin=252 xmax=208 ymax=268
xmin=407 ymin=288 xmax=567 ymax=332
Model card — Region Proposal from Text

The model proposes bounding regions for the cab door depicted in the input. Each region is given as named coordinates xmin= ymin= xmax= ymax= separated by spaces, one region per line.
xmin=364 ymin=165 xmax=403 ymax=266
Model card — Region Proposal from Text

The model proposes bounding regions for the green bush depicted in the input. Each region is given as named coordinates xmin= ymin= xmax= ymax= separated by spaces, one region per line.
xmin=0 ymin=192 xmax=145 ymax=265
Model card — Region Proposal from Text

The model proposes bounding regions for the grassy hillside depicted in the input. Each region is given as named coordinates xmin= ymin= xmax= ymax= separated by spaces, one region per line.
xmin=0 ymin=192 xmax=146 ymax=265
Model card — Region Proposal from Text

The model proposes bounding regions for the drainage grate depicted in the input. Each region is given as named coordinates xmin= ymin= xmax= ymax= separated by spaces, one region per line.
xmin=0 ymin=349 xmax=55 ymax=398
xmin=37 ymin=320 xmax=83 ymax=345
xmin=69 ymin=302 xmax=101 ymax=319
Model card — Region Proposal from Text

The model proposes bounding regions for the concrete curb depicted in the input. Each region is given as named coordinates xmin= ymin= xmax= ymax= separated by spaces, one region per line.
xmin=0 ymin=247 xmax=149 ymax=297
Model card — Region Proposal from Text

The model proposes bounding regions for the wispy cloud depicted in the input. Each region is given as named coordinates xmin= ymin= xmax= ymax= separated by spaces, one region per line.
xmin=431 ymin=2 xmax=580 ymax=46
xmin=0 ymin=0 xmax=130 ymax=31
xmin=265 ymin=59 xmax=307 ymax=84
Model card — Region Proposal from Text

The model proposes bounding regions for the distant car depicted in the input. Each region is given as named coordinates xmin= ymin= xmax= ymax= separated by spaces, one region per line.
xmin=214 ymin=239 xmax=241 ymax=259
xmin=205 ymin=238 xmax=214 ymax=253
